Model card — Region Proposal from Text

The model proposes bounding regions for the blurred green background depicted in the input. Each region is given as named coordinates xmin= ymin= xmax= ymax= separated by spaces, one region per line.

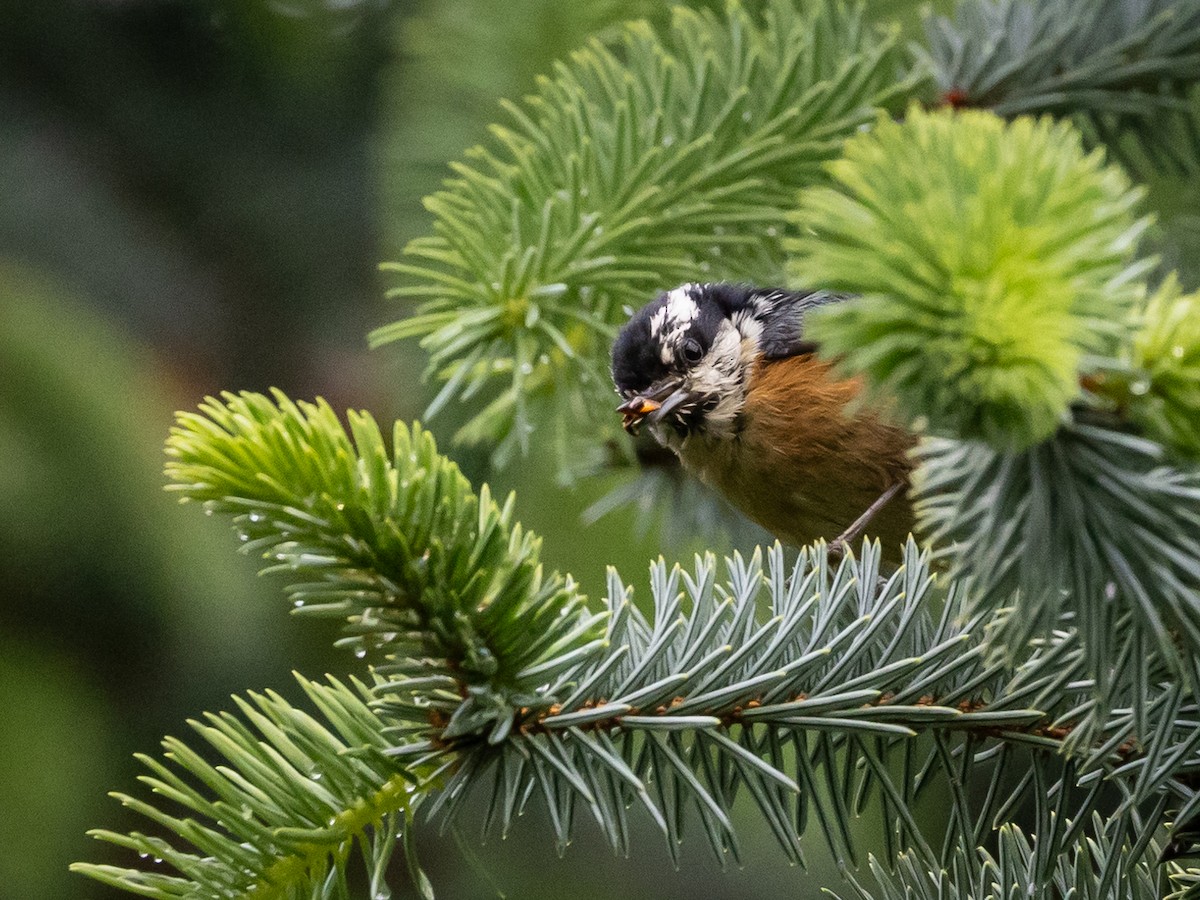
xmin=0 ymin=1 xmax=939 ymax=896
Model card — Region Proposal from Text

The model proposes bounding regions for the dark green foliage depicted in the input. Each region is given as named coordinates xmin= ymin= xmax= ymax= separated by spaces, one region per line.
xmin=913 ymin=423 xmax=1200 ymax=686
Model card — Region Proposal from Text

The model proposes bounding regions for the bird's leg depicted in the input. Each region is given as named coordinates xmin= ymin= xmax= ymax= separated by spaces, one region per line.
xmin=828 ymin=481 xmax=906 ymax=559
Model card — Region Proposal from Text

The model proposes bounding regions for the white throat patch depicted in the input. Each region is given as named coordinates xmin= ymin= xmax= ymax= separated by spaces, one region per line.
xmin=649 ymin=317 xmax=757 ymax=451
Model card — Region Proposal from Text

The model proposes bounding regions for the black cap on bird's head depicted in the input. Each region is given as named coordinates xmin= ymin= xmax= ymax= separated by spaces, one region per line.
xmin=612 ymin=283 xmax=738 ymax=438
xmin=611 ymin=283 xmax=835 ymax=441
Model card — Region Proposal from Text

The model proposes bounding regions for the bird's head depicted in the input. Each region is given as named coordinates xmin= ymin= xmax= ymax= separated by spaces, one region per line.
xmin=611 ymin=283 xmax=829 ymax=446
xmin=611 ymin=283 xmax=761 ymax=445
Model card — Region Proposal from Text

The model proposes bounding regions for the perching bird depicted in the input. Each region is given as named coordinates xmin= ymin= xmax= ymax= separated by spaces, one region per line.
xmin=611 ymin=282 xmax=916 ymax=552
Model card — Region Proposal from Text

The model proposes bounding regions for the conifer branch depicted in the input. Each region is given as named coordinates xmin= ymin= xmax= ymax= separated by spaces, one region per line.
xmin=838 ymin=818 xmax=1198 ymax=900
xmin=914 ymin=422 xmax=1200 ymax=683
xmin=1080 ymin=85 xmax=1200 ymax=185
xmin=387 ymin=541 xmax=1200 ymax=873
xmin=922 ymin=0 xmax=1200 ymax=118
xmin=790 ymin=106 xmax=1151 ymax=450
xmin=79 ymin=392 xmax=1200 ymax=896
xmin=372 ymin=0 xmax=924 ymax=467
xmin=164 ymin=390 xmax=604 ymax=693
xmin=73 ymin=1 xmax=1200 ymax=895
xmin=791 ymin=107 xmax=1200 ymax=684
xmin=72 ymin=676 xmax=415 ymax=900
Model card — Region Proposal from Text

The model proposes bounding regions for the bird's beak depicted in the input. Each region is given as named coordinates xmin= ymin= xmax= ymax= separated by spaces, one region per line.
xmin=617 ymin=379 xmax=690 ymax=435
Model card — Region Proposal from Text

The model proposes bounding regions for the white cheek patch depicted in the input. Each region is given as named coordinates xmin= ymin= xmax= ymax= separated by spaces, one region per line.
xmin=707 ymin=322 xmax=743 ymax=371
xmin=731 ymin=307 xmax=763 ymax=348
xmin=684 ymin=321 xmax=752 ymax=437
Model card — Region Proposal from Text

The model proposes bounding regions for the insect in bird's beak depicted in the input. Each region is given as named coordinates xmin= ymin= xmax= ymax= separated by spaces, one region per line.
xmin=617 ymin=396 xmax=659 ymax=434
xmin=617 ymin=379 xmax=689 ymax=434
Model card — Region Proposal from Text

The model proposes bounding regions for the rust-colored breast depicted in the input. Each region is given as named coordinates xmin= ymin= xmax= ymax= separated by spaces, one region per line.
xmin=678 ymin=355 xmax=916 ymax=550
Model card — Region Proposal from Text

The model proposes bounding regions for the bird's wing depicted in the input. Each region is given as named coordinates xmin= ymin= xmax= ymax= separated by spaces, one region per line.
xmin=755 ymin=288 xmax=849 ymax=359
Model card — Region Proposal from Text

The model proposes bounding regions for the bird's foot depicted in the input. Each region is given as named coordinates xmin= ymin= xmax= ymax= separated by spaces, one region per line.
xmin=829 ymin=480 xmax=906 ymax=557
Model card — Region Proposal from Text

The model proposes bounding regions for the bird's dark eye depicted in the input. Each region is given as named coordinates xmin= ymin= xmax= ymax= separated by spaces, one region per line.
xmin=681 ymin=338 xmax=704 ymax=364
